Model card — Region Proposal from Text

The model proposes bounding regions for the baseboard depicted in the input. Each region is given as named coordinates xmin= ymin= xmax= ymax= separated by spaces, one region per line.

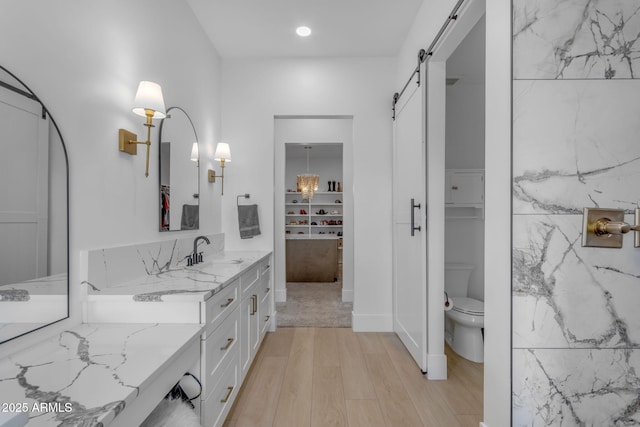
xmin=269 ymin=311 xmax=277 ymax=332
xmin=427 ymin=353 xmax=447 ymax=380
xmin=351 ymin=312 xmax=393 ymax=332
xmin=275 ymin=288 xmax=286 ymax=302
xmin=342 ymin=289 xmax=353 ymax=302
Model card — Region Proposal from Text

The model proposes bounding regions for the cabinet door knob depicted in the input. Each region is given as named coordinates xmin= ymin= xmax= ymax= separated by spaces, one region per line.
xmin=451 ymin=186 xmax=459 ymax=190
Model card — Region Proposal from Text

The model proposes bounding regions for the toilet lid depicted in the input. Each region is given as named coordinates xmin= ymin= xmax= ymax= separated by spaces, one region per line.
xmin=452 ymin=297 xmax=484 ymax=315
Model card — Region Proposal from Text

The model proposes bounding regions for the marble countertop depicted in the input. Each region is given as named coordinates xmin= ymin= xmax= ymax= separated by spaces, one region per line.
xmin=86 ymin=251 xmax=270 ymax=302
xmin=0 ymin=274 xmax=68 ymax=302
xmin=0 ymin=322 xmax=202 ymax=426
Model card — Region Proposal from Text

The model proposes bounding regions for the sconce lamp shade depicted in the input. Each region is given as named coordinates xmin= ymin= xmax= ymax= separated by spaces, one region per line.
xmin=132 ymin=81 xmax=166 ymax=119
xmin=214 ymin=142 xmax=231 ymax=162
xmin=190 ymin=142 xmax=199 ymax=162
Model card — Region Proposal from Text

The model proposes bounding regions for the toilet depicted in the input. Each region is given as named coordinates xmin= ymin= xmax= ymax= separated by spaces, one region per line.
xmin=444 ymin=263 xmax=484 ymax=363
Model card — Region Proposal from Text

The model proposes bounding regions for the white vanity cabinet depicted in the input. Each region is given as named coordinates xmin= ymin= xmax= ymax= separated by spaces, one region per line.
xmin=259 ymin=261 xmax=273 ymax=339
xmin=200 ymin=278 xmax=241 ymax=427
xmin=200 ymin=254 xmax=273 ymax=427
xmin=83 ymin=252 xmax=273 ymax=427
xmin=239 ymin=258 xmax=272 ymax=380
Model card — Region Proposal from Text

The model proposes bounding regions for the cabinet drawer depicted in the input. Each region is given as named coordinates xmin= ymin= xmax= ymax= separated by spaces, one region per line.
xmin=203 ymin=279 xmax=239 ymax=337
xmin=260 ymin=277 xmax=271 ymax=305
xmin=260 ymin=295 xmax=272 ymax=337
xmin=201 ymin=307 xmax=239 ymax=392
xmin=260 ymin=258 xmax=271 ymax=274
xmin=240 ymin=264 xmax=260 ymax=298
xmin=202 ymin=354 xmax=239 ymax=427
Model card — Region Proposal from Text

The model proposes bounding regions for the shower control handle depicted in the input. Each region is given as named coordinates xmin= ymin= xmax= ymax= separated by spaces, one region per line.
xmin=594 ymin=220 xmax=640 ymax=235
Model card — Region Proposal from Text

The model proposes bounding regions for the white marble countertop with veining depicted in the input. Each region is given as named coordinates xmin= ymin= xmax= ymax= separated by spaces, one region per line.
xmin=0 ymin=322 xmax=203 ymax=426
xmin=0 ymin=274 xmax=68 ymax=302
xmin=86 ymin=250 xmax=271 ymax=302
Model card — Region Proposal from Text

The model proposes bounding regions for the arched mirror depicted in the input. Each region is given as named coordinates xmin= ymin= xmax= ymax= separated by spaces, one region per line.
xmin=0 ymin=65 xmax=69 ymax=344
xmin=158 ymin=106 xmax=200 ymax=231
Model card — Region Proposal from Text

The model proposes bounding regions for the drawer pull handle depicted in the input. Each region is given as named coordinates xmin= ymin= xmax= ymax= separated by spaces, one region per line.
xmin=220 ymin=298 xmax=234 ymax=308
xmin=220 ymin=338 xmax=234 ymax=351
xmin=250 ymin=295 xmax=257 ymax=315
xmin=220 ymin=386 xmax=234 ymax=403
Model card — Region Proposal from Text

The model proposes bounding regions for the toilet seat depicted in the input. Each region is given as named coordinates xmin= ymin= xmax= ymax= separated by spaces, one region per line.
xmin=452 ymin=297 xmax=484 ymax=316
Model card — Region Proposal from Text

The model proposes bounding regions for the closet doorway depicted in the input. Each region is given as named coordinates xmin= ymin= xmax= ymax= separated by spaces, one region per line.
xmin=273 ymin=117 xmax=354 ymax=328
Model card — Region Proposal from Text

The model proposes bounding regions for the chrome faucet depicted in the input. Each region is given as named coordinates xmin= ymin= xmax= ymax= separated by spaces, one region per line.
xmin=188 ymin=236 xmax=210 ymax=266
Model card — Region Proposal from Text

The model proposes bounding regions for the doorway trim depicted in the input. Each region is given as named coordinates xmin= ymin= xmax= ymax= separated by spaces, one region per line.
xmin=422 ymin=0 xmax=486 ymax=379
xmin=273 ymin=116 xmax=354 ymax=308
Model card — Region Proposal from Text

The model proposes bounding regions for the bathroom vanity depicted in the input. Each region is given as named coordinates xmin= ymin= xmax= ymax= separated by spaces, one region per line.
xmin=82 ymin=238 xmax=273 ymax=427
xmin=0 ymin=234 xmax=273 ymax=427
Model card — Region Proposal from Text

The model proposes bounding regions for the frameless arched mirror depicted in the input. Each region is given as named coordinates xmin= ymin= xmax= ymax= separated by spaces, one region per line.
xmin=0 ymin=65 xmax=69 ymax=344
xmin=158 ymin=106 xmax=200 ymax=231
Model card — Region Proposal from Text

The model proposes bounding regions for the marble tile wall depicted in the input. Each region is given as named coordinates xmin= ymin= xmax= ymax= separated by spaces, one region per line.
xmin=85 ymin=233 xmax=224 ymax=291
xmin=512 ymin=0 xmax=640 ymax=425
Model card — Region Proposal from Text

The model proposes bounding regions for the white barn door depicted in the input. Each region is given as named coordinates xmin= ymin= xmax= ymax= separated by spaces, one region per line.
xmin=392 ymin=66 xmax=428 ymax=373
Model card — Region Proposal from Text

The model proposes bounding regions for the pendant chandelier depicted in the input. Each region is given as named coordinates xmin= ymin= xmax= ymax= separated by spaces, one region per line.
xmin=297 ymin=146 xmax=319 ymax=200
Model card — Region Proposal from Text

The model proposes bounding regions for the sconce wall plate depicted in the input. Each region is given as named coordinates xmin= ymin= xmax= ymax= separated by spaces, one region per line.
xmin=119 ymin=129 xmax=138 ymax=155
xmin=208 ymin=169 xmax=218 ymax=183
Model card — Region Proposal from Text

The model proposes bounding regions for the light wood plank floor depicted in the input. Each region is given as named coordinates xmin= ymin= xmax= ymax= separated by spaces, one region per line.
xmin=224 ymin=328 xmax=483 ymax=427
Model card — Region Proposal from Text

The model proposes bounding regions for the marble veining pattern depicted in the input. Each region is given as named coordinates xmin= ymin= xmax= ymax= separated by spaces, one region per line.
xmin=513 ymin=0 xmax=640 ymax=79
xmin=0 ymin=289 xmax=29 ymax=302
xmin=513 ymin=348 xmax=640 ymax=426
xmin=0 ymin=274 xmax=68 ymax=299
xmin=84 ymin=251 xmax=268 ymax=302
xmin=513 ymin=80 xmax=640 ymax=214
xmin=513 ymin=215 xmax=640 ymax=349
xmin=0 ymin=323 xmax=202 ymax=426
xmin=86 ymin=233 xmax=224 ymax=291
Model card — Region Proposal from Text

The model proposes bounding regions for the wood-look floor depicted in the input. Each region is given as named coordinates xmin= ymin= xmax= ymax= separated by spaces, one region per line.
xmin=224 ymin=328 xmax=483 ymax=427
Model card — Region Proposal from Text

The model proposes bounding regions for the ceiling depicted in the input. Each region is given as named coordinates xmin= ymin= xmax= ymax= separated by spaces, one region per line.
xmin=186 ymin=0 xmax=424 ymax=58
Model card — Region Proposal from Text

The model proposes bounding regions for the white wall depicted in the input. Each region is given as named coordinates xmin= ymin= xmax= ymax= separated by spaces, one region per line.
xmin=0 ymin=0 xmax=222 ymax=356
xmin=221 ymin=58 xmax=395 ymax=331
xmin=445 ymin=83 xmax=485 ymax=170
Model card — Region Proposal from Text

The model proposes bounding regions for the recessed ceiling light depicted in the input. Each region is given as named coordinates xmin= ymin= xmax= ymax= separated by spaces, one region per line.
xmin=296 ymin=26 xmax=312 ymax=37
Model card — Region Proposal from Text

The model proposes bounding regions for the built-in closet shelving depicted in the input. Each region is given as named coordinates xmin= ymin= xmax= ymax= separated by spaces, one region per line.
xmin=285 ymin=191 xmax=343 ymax=239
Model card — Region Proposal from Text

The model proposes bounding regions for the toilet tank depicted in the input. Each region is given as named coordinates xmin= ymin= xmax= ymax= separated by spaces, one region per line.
xmin=445 ymin=263 xmax=475 ymax=297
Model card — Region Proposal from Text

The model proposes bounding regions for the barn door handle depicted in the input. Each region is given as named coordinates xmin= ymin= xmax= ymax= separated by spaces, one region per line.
xmin=411 ymin=198 xmax=421 ymax=236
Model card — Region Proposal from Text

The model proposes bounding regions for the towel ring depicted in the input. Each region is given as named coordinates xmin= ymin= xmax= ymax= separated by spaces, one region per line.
xmin=237 ymin=193 xmax=250 ymax=206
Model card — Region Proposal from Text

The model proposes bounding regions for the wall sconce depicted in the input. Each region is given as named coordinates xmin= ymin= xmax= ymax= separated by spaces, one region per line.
xmin=118 ymin=81 xmax=166 ymax=177
xmin=208 ymin=142 xmax=231 ymax=195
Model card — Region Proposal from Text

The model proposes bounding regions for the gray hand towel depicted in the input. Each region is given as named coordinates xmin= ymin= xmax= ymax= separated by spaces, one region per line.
xmin=238 ymin=204 xmax=261 ymax=239
xmin=181 ymin=204 xmax=199 ymax=230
